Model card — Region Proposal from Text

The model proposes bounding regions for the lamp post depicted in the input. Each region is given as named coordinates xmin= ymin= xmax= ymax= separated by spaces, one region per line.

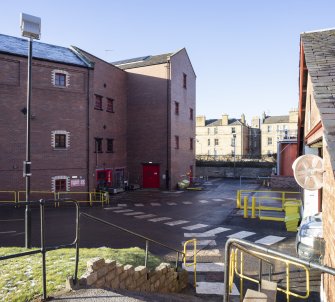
xmin=233 ymin=134 xmax=236 ymax=178
xmin=20 ymin=13 xmax=41 ymax=248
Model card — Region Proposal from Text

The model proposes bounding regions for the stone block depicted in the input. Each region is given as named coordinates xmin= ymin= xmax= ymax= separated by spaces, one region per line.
xmin=123 ymin=264 xmax=134 ymax=275
xmin=105 ymin=270 xmax=116 ymax=282
xmin=97 ymin=266 xmax=108 ymax=279
xmin=86 ymin=272 xmax=98 ymax=286
xmin=95 ymin=277 xmax=106 ymax=288
xmin=119 ymin=281 xmax=126 ymax=290
xmin=155 ymin=263 xmax=170 ymax=274
xmin=105 ymin=259 xmax=116 ymax=271
xmin=135 ymin=266 xmax=147 ymax=276
xmin=87 ymin=257 xmax=105 ymax=271
xmin=116 ymin=263 xmax=124 ymax=274
xmin=110 ymin=277 xmax=120 ymax=289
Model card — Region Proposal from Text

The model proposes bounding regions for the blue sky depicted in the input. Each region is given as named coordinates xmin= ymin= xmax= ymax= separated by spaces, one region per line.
xmin=2 ymin=1 xmax=335 ymax=123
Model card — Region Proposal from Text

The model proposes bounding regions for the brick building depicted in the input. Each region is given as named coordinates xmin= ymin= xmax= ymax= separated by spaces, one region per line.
xmin=114 ymin=49 xmax=196 ymax=190
xmin=0 ymin=34 xmax=195 ymax=192
xmin=298 ymin=29 xmax=335 ymax=301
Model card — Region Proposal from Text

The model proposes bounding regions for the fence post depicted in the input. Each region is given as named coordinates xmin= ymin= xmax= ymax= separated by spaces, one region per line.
xmin=237 ymin=190 xmax=241 ymax=208
xmin=251 ymin=197 xmax=256 ymax=218
xmin=243 ymin=196 xmax=248 ymax=218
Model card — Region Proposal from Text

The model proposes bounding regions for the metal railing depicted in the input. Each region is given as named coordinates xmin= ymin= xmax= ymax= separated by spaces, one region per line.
xmin=0 ymin=199 xmax=80 ymax=301
xmin=0 ymin=191 xmax=17 ymax=203
xmin=223 ymin=238 xmax=335 ymax=302
xmin=183 ymin=239 xmax=197 ymax=287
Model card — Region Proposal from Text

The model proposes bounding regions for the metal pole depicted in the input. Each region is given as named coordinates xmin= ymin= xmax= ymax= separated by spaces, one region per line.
xmin=40 ymin=200 xmax=47 ymax=300
xmin=25 ymin=37 xmax=33 ymax=248
xmin=233 ymin=135 xmax=236 ymax=178
xmin=144 ymin=240 xmax=149 ymax=268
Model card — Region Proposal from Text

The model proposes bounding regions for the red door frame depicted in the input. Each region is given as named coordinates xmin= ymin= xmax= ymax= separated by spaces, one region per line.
xmin=142 ymin=164 xmax=160 ymax=188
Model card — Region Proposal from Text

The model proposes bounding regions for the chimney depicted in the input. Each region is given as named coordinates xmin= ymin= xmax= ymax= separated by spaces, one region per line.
xmin=241 ymin=113 xmax=246 ymax=124
xmin=222 ymin=114 xmax=229 ymax=126
xmin=252 ymin=116 xmax=260 ymax=128
xmin=262 ymin=112 xmax=266 ymax=123
xmin=196 ymin=115 xmax=206 ymax=126
xmin=289 ymin=109 xmax=298 ymax=123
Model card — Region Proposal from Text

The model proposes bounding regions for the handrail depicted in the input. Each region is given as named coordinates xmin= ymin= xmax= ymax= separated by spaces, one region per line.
xmin=223 ymin=238 xmax=335 ymax=302
xmin=183 ymin=239 xmax=197 ymax=287
xmin=80 ymin=212 xmax=186 ymax=269
xmin=0 ymin=191 xmax=17 ymax=204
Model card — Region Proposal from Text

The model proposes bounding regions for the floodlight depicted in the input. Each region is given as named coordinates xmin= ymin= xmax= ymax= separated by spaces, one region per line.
xmin=20 ymin=13 xmax=41 ymax=40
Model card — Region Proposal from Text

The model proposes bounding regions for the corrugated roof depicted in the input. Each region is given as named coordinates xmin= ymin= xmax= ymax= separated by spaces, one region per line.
xmin=301 ymin=29 xmax=335 ymax=170
xmin=113 ymin=53 xmax=173 ymax=69
xmin=263 ymin=116 xmax=289 ymax=124
xmin=0 ymin=34 xmax=90 ymax=67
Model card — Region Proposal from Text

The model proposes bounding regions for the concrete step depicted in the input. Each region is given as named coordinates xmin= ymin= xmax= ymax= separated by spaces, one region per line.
xmin=243 ymin=289 xmax=268 ymax=301
xmin=261 ymin=279 xmax=277 ymax=302
xmin=196 ymin=281 xmax=239 ymax=296
xmin=183 ymin=262 xmax=224 ymax=272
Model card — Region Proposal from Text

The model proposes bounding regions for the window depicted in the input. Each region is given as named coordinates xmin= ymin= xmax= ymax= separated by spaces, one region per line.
xmin=215 ymin=139 xmax=219 ymax=145
xmin=55 ymin=73 xmax=66 ymax=87
xmin=51 ymin=130 xmax=70 ymax=149
xmin=107 ymin=138 xmax=114 ymax=153
xmin=95 ymin=95 xmax=103 ymax=110
xmin=189 ymin=108 xmax=193 ymax=120
xmin=268 ymin=137 xmax=273 ymax=145
xmin=208 ymin=139 xmax=210 ymax=146
xmin=107 ymin=98 xmax=114 ymax=113
xmin=95 ymin=137 xmax=103 ymax=153
xmin=52 ymin=70 xmax=69 ymax=87
xmin=231 ymin=127 xmax=236 ymax=134
xmin=231 ymin=138 xmax=235 ymax=146
xmin=190 ymin=138 xmax=193 ymax=150
xmin=207 ymin=128 xmax=210 ymax=135
xmin=175 ymin=102 xmax=179 ymax=115
xmin=51 ymin=176 xmax=69 ymax=192
xmin=183 ymin=73 xmax=187 ymax=88
xmin=267 ymin=125 xmax=272 ymax=132
xmin=175 ymin=136 xmax=179 ymax=149
xmin=214 ymin=127 xmax=218 ymax=135
xmin=231 ymin=150 xmax=235 ymax=156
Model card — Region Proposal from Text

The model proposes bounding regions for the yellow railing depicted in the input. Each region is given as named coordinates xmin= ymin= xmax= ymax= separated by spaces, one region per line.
xmin=0 ymin=191 xmax=17 ymax=204
xmin=56 ymin=191 xmax=109 ymax=206
xmin=17 ymin=191 xmax=57 ymax=203
xmin=232 ymin=249 xmax=310 ymax=302
xmin=183 ymin=239 xmax=197 ymax=288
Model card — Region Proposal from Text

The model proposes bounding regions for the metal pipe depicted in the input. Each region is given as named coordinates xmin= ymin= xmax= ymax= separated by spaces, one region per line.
xmin=73 ymin=199 xmax=81 ymax=284
xmin=40 ymin=200 xmax=47 ymax=300
xmin=144 ymin=240 xmax=149 ymax=268
xmin=258 ymin=259 xmax=262 ymax=291
xmin=25 ymin=37 xmax=33 ymax=248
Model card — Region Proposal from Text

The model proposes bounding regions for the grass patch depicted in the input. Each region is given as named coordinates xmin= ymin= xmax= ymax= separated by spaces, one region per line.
xmin=0 ymin=246 xmax=161 ymax=302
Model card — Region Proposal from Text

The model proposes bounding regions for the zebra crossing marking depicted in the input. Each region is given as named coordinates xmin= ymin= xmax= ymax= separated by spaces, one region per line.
xmin=196 ymin=282 xmax=239 ymax=296
xmin=255 ymin=235 xmax=285 ymax=245
xmin=113 ymin=209 xmax=133 ymax=213
xmin=182 ymin=201 xmax=192 ymax=205
xmin=165 ymin=220 xmax=189 ymax=226
xmin=212 ymin=198 xmax=224 ymax=201
xmin=150 ymin=203 xmax=161 ymax=206
xmin=182 ymin=262 xmax=224 ymax=272
xmin=199 ymin=200 xmax=209 ymax=203
xmin=124 ymin=211 xmax=144 ymax=216
xmin=184 ymin=227 xmax=230 ymax=238
xmin=182 ymin=223 xmax=208 ymax=231
xmin=227 ymin=231 xmax=255 ymax=239
xmin=134 ymin=203 xmax=144 ymax=207
xmin=148 ymin=217 xmax=172 ymax=222
xmin=185 ymin=249 xmax=221 ymax=257
xmin=182 ymin=239 xmax=216 ymax=246
xmin=117 ymin=203 xmax=127 ymax=207
xmin=167 ymin=202 xmax=177 ymax=205
xmin=104 ymin=207 xmax=122 ymax=210
xmin=135 ymin=214 xmax=156 ymax=219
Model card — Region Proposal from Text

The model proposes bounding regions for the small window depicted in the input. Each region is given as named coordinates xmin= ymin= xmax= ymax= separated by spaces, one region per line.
xmin=267 ymin=125 xmax=272 ymax=132
xmin=189 ymin=108 xmax=193 ymax=120
xmin=55 ymin=179 xmax=66 ymax=191
xmin=95 ymin=137 xmax=103 ymax=153
xmin=268 ymin=137 xmax=273 ymax=145
xmin=175 ymin=102 xmax=179 ymax=115
xmin=95 ymin=95 xmax=103 ymax=110
xmin=231 ymin=127 xmax=236 ymax=134
xmin=107 ymin=98 xmax=114 ymax=113
xmin=231 ymin=137 xmax=235 ymax=146
xmin=183 ymin=73 xmax=187 ymax=88
xmin=190 ymin=138 xmax=193 ymax=150
xmin=51 ymin=130 xmax=70 ymax=150
xmin=52 ymin=70 xmax=69 ymax=87
xmin=51 ymin=176 xmax=69 ymax=192
xmin=214 ymin=139 xmax=219 ymax=146
xmin=214 ymin=127 xmax=218 ymax=135
xmin=207 ymin=128 xmax=210 ymax=135
xmin=107 ymin=138 xmax=114 ymax=153
xmin=55 ymin=134 xmax=66 ymax=148
xmin=175 ymin=136 xmax=179 ymax=149
xmin=208 ymin=139 xmax=210 ymax=146
xmin=55 ymin=73 xmax=66 ymax=87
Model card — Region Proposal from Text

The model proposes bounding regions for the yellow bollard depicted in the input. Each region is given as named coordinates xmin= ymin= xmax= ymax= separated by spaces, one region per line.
xmin=243 ymin=196 xmax=248 ymax=218
xmin=236 ymin=190 xmax=241 ymax=208
xmin=251 ymin=197 xmax=256 ymax=218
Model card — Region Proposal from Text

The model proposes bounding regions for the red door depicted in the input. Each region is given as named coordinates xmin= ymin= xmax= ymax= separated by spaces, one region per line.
xmin=143 ymin=164 xmax=160 ymax=188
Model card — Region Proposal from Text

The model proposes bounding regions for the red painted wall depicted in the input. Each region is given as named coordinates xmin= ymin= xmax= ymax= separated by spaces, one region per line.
xmin=279 ymin=142 xmax=297 ymax=176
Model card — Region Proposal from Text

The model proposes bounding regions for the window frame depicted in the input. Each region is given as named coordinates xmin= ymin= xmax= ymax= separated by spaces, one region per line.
xmin=175 ymin=101 xmax=179 ymax=115
xmin=95 ymin=137 xmax=103 ymax=153
xmin=214 ymin=138 xmax=219 ymax=146
xmin=106 ymin=138 xmax=114 ymax=153
xmin=175 ymin=135 xmax=179 ymax=149
xmin=51 ymin=130 xmax=70 ymax=150
xmin=190 ymin=138 xmax=193 ymax=150
xmin=106 ymin=98 xmax=115 ymax=113
xmin=189 ymin=108 xmax=193 ymax=120
xmin=183 ymin=73 xmax=187 ymax=89
xmin=268 ymin=137 xmax=273 ymax=145
xmin=94 ymin=95 xmax=103 ymax=110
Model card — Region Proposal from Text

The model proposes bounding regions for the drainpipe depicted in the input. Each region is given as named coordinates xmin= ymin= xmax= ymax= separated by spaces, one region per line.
xmin=86 ymin=68 xmax=91 ymax=191
xmin=166 ymin=58 xmax=171 ymax=190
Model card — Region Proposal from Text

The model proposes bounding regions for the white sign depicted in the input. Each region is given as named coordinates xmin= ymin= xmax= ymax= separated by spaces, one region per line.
xmin=303 ymin=189 xmax=319 ymax=217
xmin=71 ymin=179 xmax=85 ymax=187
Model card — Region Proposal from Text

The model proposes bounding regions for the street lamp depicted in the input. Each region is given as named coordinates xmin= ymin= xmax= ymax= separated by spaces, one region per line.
xmin=20 ymin=13 xmax=41 ymax=248
xmin=233 ymin=134 xmax=236 ymax=178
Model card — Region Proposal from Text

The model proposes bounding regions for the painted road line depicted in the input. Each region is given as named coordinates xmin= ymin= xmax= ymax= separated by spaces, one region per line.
xmin=186 ymin=249 xmax=221 ymax=257
xmin=227 ymin=231 xmax=256 ymax=239
xmin=134 ymin=203 xmax=144 ymax=207
xmin=117 ymin=203 xmax=127 ymax=207
xmin=184 ymin=227 xmax=230 ymax=238
xmin=182 ymin=262 xmax=224 ymax=272
xmin=0 ymin=231 xmax=16 ymax=234
xmin=104 ymin=207 xmax=122 ymax=210
xmin=203 ymin=227 xmax=230 ymax=236
xmin=150 ymin=203 xmax=161 ymax=206
xmin=167 ymin=202 xmax=177 ymax=205
xmin=124 ymin=211 xmax=145 ymax=216
xmin=212 ymin=198 xmax=224 ymax=201
xmin=0 ymin=219 xmax=24 ymax=222
xmin=113 ymin=209 xmax=133 ymax=213
xmin=255 ymin=235 xmax=285 ymax=246
xmin=182 ymin=240 xmax=216 ymax=246
xmin=199 ymin=200 xmax=209 ymax=203
xmin=182 ymin=201 xmax=193 ymax=205
xmin=134 ymin=214 xmax=156 ymax=219
xmin=165 ymin=220 xmax=189 ymax=226
xmin=196 ymin=282 xmax=239 ymax=295
xmin=148 ymin=217 xmax=172 ymax=222
xmin=182 ymin=223 xmax=208 ymax=231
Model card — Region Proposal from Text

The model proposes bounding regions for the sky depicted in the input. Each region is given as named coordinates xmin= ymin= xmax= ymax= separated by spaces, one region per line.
xmin=1 ymin=1 xmax=335 ymax=124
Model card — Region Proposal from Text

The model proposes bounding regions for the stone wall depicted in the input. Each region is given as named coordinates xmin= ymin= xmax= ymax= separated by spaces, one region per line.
xmin=72 ymin=258 xmax=188 ymax=294
xmin=196 ymin=166 xmax=273 ymax=178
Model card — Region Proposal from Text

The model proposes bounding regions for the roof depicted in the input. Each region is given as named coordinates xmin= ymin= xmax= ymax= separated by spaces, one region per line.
xmin=0 ymin=34 xmax=91 ymax=67
xmin=113 ymin=53 xmax=173 ymax=69
xmin=205 ymin=118 xmax=244 ymax=126
xmin=263 ymin=115 xmax=289 ymax=124
xmin=301 ymin=29 xmax=335 ymax=171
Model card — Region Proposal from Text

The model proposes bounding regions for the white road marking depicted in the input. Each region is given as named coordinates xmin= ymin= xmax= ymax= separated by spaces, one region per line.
xmin=117 ymin=203 xmax=127 ymax=207
xmin=134 ymin=214 xmax=156 ymax=219
xmin=104 ymin=207 xmax=122 ymax=210
xmin=182 ymin=201 xmax=193 ymax=204
xmin=196 ymin=282 xmax=239 ymax=295
xmin=182 ymin=240 xmax=216 ymax=246
xmin=227 ymin=231 xmax=255 ymax=239
xmin=124 ymin=211 xmax=144 ymax=216
xmin=167 ymin=202 xmax=177 ymax=205
xmin=134 ymin=203 xmax=144 ymax=207
xmin=113 ymin=209 xmax=133 ymax=213
xmin=212 ymin=198 xmax=224 ymax=201
xmin=150 ymin=203 xmax=161 ymax=206
xmin=184 ymin=227 xmax=230 ymax=238
xmin=165 ymin=220 xmax=189 ymax=226
xmin=183 ymin=262 xmax=224 ymax=272
xmin=148 ymin=217 xmax=172 ymax=222
xmin=182 ymin=224 xmax=208 ymax=231
xmin=0 ymin=231 xmax=16 ymax=234
xmin=185 ymin=249 xmax=221 ymax=257
xmin=255 ymin=235 xmax=285 ymax=246
xmin=0 ymin=219 xmax=24 ymax=222
xmin=199 ymin=200 xmax=209 ymax=203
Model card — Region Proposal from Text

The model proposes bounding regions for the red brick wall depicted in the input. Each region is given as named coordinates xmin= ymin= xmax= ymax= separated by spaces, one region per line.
xmin=322 ymin=143 xmax=335 ymax=301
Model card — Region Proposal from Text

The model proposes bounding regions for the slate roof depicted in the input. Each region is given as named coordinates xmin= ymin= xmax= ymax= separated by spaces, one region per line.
xmin=113 ymin=53 xmax=173 ymax=70
xmin=205 ymin=118 xmax=243 ymax=126
xmin=301 ymin=29 xmax=335 ymax=170
xmin=263 ymin=115 xmax=289 ymax=124
xmin=0 ymin=34 xmax=90 ymax=67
